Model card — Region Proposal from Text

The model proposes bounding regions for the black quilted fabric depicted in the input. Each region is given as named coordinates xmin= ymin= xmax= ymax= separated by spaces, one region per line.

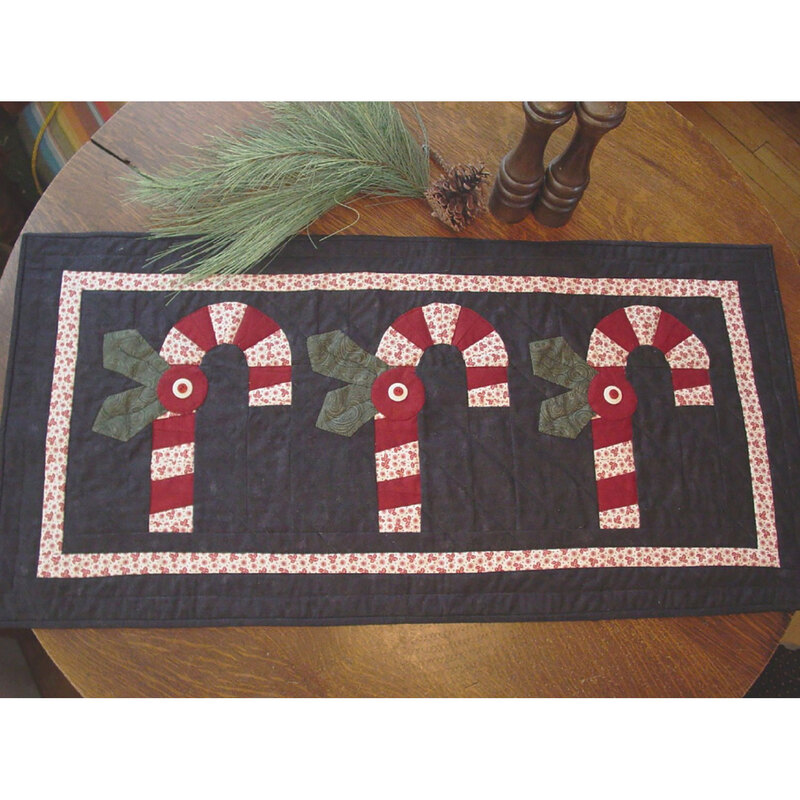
xmin=0 ymin=234 xmax=798 ymax=627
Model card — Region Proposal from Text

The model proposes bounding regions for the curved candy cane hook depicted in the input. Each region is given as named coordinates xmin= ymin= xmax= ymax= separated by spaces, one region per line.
xmin=309 ymin=303 xmax=510 ymax=533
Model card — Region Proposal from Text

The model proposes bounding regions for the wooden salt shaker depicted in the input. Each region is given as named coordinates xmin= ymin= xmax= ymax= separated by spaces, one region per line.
xmin=532 ymin=102 xmax=627 ymax=227
xmin=489 ymin=102 xmax=575 ymax=223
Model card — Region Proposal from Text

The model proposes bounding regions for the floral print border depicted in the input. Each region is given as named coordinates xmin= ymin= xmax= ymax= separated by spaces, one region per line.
xmin=36 ymin=270 xmax=780 ymax=577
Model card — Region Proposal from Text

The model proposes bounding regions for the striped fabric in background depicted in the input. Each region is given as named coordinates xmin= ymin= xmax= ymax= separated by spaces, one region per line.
xmin=17 ymin=102 xmax=125 ymax=189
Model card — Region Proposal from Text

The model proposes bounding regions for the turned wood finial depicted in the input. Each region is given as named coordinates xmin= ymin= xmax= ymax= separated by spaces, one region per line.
xmin=532 ymin=102 xmax=627 ymax=228
xmin=489 ymin=102 xmax=575 ymax=223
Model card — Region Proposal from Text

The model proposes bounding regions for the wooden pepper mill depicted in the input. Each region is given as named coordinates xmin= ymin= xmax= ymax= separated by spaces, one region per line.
xmin=532 ymin=102 xmax=627 ymax=227
xmin=489 ymin=102 xmax=575 ymax=223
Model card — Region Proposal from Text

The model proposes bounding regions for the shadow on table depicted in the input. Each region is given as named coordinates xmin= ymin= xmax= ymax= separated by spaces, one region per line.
xmin=0 ymin=629 xmax=79 ymax=697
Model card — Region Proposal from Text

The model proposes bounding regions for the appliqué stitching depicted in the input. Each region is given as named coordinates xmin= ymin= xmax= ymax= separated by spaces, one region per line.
xmin=93 ymin=303 xmax=292 ymax=534
xmin=310 ymin=302 xmax=510 ymax=532
xmin=37 ymin=271 xmax=778 ymax=578
xmin=530 ymin=305 xmax=715 ymax=530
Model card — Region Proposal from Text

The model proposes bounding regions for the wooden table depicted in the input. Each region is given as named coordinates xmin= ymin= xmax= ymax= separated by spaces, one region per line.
xmin=1 ymin=102 xmax=796 ymax=697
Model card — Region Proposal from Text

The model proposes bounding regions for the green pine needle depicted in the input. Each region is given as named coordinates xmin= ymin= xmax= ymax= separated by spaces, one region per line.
xmin=130 ymin=102 xmax=431 ymax=282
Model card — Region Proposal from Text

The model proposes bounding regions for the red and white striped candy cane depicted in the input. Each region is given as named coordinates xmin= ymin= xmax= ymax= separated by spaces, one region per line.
xmin=372 ymin=302 xmax=510 ymax=533
xmin=586 ymin=304 xmax=714 ymax=529
xmin=149 ymin=302 xmax=291 ymax=533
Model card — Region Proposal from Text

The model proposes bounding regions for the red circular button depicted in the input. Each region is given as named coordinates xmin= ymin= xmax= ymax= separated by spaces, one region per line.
xmin=371 ymin=367 xmax=425 ymax=420
xmin=588 ymin=370 xmax=637 ymax=420
xmin=157 ymin=365 xmax=209 ymax=414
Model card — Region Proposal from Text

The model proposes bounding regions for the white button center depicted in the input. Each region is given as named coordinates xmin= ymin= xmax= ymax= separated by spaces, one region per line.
xmin=173 ymin=378 xmax=193 ymax=399
xmin=388 ymin=382 xmax=408 ymax=402
xmin=603 ymin=385 xmax=623 ymax=405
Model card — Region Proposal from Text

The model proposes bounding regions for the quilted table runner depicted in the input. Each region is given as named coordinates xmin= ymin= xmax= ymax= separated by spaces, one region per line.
xmin=1 ymin=233 xmax=799 ymax=627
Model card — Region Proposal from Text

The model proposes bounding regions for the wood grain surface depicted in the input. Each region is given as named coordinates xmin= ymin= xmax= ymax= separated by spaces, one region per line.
xmin=2 ymin=102 xmax=795 ymax=696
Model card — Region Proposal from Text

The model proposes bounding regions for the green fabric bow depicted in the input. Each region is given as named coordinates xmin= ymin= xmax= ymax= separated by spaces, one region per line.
xmin=307 ymin=330 xmax=391 ymax=437
xmin=529 ymin=337 xmax=597 ymax=438
xmin=92 ymin=330 xmax=170 ymax=442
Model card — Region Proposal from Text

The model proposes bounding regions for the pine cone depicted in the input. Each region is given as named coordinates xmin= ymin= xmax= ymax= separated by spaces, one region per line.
xmin=425 ymin=163 xmax=490 ymax=232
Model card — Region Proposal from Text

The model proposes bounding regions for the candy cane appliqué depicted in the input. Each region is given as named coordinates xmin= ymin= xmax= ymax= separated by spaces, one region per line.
xmin=308 ymin=303 xmax=510 ymax=533
xmin=530 ymin=305 xmax=714 ymax=529
xmin=91 ymin=304 xmax=291 ymax=533
xmin=374 ymin=303 xmax=509 ymax=532
xmin=149 ymin=302 xmax=291 ymax=532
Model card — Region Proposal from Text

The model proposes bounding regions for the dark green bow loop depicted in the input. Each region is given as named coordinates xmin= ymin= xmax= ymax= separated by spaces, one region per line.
xmin=307 ymin=330 xmax=390 ymax=386
xmin=307 ymin=330 xmax=391 ymax=437
xmin=102 ymin=329 xmax=170 ymax=386
xmin=315 ymin=383 xmax=378 ymax=437
xmin=92 ymin=330 xmax=170 ymax=442
xmin=530 ymin=337 xmax=597 ymax=439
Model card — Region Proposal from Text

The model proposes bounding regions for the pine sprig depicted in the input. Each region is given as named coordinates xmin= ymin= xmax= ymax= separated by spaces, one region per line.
xmin=130 ymin=102 xmax=431 ymax=281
